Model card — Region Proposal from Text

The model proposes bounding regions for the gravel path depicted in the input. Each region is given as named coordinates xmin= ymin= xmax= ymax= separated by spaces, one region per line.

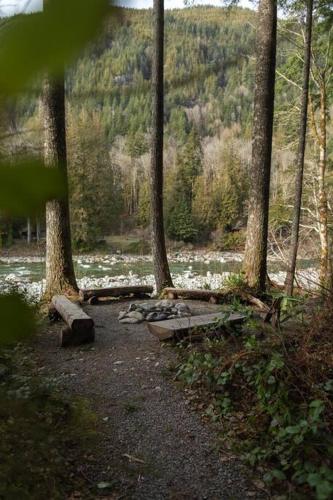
xmin=36 ymin=299 xmax=264 ymax=500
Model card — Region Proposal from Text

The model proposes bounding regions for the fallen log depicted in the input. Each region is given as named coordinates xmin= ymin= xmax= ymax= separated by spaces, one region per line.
xmin=163 ymin=287 xmax=282 ymax=327
xmin=147 ymin=312 xmax=246 ymax=341
xmin=163 ymin=287 xmax=224 ymax=304
xmin=238 ymin=291 xmax=270 ymax=312
xmin=51 ymin=295 xmax=95 ymax=347
xmin=79 ymin=285 xmax=154 ymax=302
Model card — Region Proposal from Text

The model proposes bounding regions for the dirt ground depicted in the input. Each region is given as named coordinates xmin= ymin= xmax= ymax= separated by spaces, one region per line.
xmin=36 ymin=299 xmax=265 ymax=500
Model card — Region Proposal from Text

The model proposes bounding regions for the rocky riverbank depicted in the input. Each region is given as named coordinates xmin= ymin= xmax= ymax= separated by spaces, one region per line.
xmin=0 ymin=251 xmax=320 ymax=302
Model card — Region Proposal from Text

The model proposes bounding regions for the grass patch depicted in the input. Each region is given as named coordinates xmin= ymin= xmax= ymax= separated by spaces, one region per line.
xmin=0 ymin=344 xmax=97 ymax=499
xmin=175 ymin=300 xmax=333 ymax=499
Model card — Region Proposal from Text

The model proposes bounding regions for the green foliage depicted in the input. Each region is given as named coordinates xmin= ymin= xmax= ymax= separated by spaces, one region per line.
xmin=0 ymin=0 xmax=109 ymax=96
xmin=213 ymin=230 xmax=246 ymax=251
xmin=5 ymin=6 xmax=255 ymax=246
xmin=126 ymin=131 xmax=149 ymax=158
xmin=223 ymin=272 xmax=247 ymax=290
xmin=0 ymin=160 xmax=64 ymax=216
xmin=0 ymin=294 xmax=35 ymax=345
xmin=167 ymin=129 xmax=202 ymax=242
xmin=167 ymin=108 xmax=190 ymax=144
xmin=137 ymin=180 xmax=150 ymax=227
xmin=192 ymin=146 xmax=248 ymax=242
xmin=176 ymin=321 xmax=333 ymax=498
xmin=68 ymin=111 xmax=123 ymax=250
xmin=167 ymin=202 xmax=198 ymax=242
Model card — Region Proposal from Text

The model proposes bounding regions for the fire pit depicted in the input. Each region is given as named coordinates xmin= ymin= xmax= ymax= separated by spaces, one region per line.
xmin=118 ymin=300 xmax=191 ymax=324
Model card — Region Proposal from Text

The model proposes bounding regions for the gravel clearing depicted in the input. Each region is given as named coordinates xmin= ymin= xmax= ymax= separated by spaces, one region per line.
xmin=36 ymin=299 xmax=266 ymax=499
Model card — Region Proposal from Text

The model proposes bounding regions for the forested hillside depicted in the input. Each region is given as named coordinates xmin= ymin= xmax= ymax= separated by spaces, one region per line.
xmin=1 ymin=6 xmax=330 ymax=254
xmin=1 ymin=3 xmax=333 ymax=498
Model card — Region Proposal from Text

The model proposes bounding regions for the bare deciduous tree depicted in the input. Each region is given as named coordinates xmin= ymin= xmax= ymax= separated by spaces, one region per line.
xmin=285 ymin=0 xmax=313 ymax=296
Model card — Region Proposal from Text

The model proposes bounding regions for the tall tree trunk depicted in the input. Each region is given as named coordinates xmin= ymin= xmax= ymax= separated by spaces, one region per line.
xmin=150 ymin=0 xmax=173 ymax=293
xmin=43 ymin=73 xmax=78 ymax=298
xmin=242 ymin=0 xmax=277 ymax=292
xmin=285 ymin=0 xmax=313 ymax=296
xmin=27 ymin=217 xmax=32 ymax=245
xmin=317 ymin=83 xmax=330 ymax=287
xmin=36 ymin=217 xmax=41 ymax=243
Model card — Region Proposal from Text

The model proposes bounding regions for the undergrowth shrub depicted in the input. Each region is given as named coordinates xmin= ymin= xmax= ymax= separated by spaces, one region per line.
xmin=176 ymin=302 xmax=333 ymax=499
xmin=0 ymin=344 xmax=97 ymax=499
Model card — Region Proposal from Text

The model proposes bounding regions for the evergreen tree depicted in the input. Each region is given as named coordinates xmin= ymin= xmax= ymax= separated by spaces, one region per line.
xmin=242 ymin=0 xmax=277 ymax=291
xmin=43 ymin=72 xmax=78 ymax=298
xmin=150 ymin=0 xmax=173 ymax=292
xmin=167 ymin=129 xmax=202 ymax=242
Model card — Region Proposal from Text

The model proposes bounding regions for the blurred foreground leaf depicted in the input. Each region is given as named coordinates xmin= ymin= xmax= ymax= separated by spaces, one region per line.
xmin=0 ymin=294 xmax=35 ymax=344
xmin=0 ymin=160 xmax=65 ymax=216
xmin=0 ymin=0 xmax=109 ymax=96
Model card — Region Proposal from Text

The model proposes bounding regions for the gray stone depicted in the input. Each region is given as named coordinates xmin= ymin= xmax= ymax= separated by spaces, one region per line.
xmin=127 ymin=311 xmax=144 ymax=322
xmin=179 ymin=311 xmax=191 ymax=318
xmin=140 ymin=303 xmax=153 ymax=311
xmin=175 ymin=303 xmax=191 ymax=313
xmin=159 ymin=300 xmax=173 ymax=308
xmin=118 ymin=301 xmax=192 ymax=324
xmin=119 ymin=317 xmax=141 ymax=324
xmin=146 ymin=312 xmax=159 ymax=321
xmin=155 ymin=313 xmax=168 ymax=321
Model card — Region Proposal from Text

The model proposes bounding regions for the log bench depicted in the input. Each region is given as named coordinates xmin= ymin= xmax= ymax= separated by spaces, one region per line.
xmin=163 ymin=288 xmax=282 ymax=327
xmin=79 ymin=285 xmax=154 ymax=304
xmin=51 ymin=295 xmax=95 ymax=347
xmin=147 ymin=312 xmax=246 ymax=341
xmin=163 ymin=287 xmax=225 ymax=304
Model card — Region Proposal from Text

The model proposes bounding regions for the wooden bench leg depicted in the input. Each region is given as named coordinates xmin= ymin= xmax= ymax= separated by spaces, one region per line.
xmin=60 ymin=326 xmax=95 ymax=347
xmin=88 ymin=296 xmax=99 ymax=305
xmin=48 ymin=306 xmax=60 ymax=322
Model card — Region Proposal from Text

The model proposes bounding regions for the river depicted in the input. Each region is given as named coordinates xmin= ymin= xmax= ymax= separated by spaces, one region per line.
xmin=0 ymin=252 xmax=318 ymax=301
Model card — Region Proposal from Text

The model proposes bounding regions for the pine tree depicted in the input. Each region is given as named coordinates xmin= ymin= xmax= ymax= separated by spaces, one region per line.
xmin=43 ymin=73 xmax=78 ymax=298
xmin=242 ymin=0 xmax=277 ymax=291
xmin=167 ymin=129 xmax=202 ymax=242
xmin=150 ymin=0 xmax=173 ymax=293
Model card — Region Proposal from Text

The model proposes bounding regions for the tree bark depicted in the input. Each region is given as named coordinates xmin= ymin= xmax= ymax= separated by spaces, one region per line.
xmin=317 ymin=83 xmax=330 ymax=287
xmin=27 ymin=217 xmax=32 ymax=245
xmin=150 ymin=0 xmax=173 ymax=294
xmin=242 ymin=0 xmax=277 ymax=292
xmin=43 ymin=73 xmax=78 ymax=298
xmin=36 ymin=217 xmax=41 ymax=242
xmin=285 ymin=0 xmax=313 ymax=296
